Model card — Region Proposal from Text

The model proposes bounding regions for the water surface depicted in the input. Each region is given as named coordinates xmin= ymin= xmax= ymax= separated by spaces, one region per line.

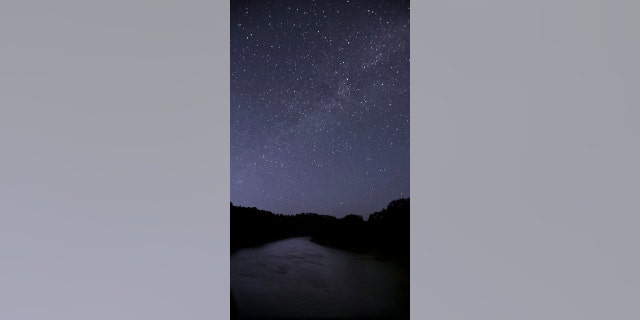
xmin=231 ymin=237 xmax=409 ymax=319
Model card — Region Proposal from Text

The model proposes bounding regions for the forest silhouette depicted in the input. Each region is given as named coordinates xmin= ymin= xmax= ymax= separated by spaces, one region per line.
xmin=231 ymin=198 xmax=409 ymax=261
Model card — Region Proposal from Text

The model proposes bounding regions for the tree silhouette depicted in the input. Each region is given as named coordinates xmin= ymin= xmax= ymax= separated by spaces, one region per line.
xmin=231 ymin=198 xmax=409 ymax=258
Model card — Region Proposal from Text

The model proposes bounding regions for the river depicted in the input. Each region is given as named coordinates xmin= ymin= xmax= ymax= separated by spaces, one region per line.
xmin=231 ymin=237 xmax=409 ymax=319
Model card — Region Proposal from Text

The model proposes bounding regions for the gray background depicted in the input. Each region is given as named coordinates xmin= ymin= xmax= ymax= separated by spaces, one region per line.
xmin=415 ymin=0 xmax=640 ymax=319
xmin=1 ymin=0 xmax=639 ymax=319
xmin=1 ymin=1 xmax=228 ymax=319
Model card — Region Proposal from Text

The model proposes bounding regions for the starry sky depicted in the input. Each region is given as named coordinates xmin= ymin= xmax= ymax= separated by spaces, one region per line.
xmin=231 ymin=0 xmax=409 ymax=217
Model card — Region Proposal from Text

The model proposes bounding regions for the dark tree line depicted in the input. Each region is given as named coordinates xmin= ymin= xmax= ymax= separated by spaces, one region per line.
xmin=231 ymin=198 xmax=409 ymax=260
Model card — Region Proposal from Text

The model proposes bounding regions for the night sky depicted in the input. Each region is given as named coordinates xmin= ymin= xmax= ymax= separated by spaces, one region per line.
xmin=231 ymin=0 xmax=409 ymax=217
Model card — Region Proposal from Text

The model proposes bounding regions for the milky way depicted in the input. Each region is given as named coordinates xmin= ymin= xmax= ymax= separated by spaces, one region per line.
xmin=231 ymin=0 xmax=409 ymax=217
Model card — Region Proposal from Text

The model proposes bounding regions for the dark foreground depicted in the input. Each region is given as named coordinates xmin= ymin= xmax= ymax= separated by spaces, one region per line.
xmin=231 ymin=237 xmax=409 ymax=320
xmin=230 ymin=199 xmax=409 ymax=319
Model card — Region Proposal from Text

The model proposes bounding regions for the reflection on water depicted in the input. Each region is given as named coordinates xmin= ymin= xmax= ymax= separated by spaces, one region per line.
xmin=231 ymin=237 xmax=409 ymax=319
